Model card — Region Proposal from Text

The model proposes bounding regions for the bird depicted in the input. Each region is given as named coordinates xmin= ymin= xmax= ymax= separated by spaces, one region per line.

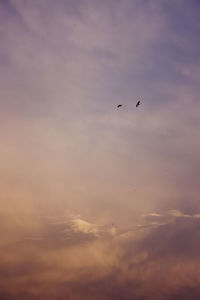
xmin=117 ymin=104 xmax=122 ymax=108
xmin=136 ymin=100 xmax=140 ymax=108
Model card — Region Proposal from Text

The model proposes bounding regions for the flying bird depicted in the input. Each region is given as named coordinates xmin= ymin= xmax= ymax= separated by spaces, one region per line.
xmin=136 ymin=100 xmax=140 ymax=108
xmin=117 ymin=104 xmax=122 ymax=108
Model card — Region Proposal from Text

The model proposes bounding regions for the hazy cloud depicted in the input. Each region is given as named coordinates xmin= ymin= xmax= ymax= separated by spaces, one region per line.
xmin=0 ymin=210 xmax=200 ymax=299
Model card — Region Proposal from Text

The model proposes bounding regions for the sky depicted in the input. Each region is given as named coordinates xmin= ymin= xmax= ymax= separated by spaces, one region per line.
xmin=0 ymin=0 xmax=200 ymax=299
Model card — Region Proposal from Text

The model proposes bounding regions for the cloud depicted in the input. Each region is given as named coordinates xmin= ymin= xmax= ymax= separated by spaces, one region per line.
xmin=69 ymin=218 xmax=99 ymax=236
xmin=1 ymin=210 xmax=200 ymax=299
xmin=68 ymin=217 xmax=117 ymax=238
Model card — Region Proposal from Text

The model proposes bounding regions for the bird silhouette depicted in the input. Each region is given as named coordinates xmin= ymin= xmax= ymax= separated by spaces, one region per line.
xmin=117 ymin=104 xmax=122 ymax=108
xmin=136 ymin=100 xmax=140 ymax=107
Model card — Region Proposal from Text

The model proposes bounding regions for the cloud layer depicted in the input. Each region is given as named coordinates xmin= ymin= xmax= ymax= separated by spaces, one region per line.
xmin=1 ymin=211 xmax=200 ymax=299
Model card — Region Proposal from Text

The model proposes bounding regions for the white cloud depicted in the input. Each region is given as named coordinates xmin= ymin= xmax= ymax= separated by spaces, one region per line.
xmin=70 ymin=218 xmax=99 ymax=236
xmin=68 ymin=217 xmax=119 ymax=238
xmin=142 ymin=210 xmax=200 ymax=229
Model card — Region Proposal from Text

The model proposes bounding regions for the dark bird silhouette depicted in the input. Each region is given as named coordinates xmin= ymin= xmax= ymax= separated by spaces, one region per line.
xmin=136 ymin=100 xmax=140 ymax=108
xmin=117 ymin=104 xmax=122 ymax=108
